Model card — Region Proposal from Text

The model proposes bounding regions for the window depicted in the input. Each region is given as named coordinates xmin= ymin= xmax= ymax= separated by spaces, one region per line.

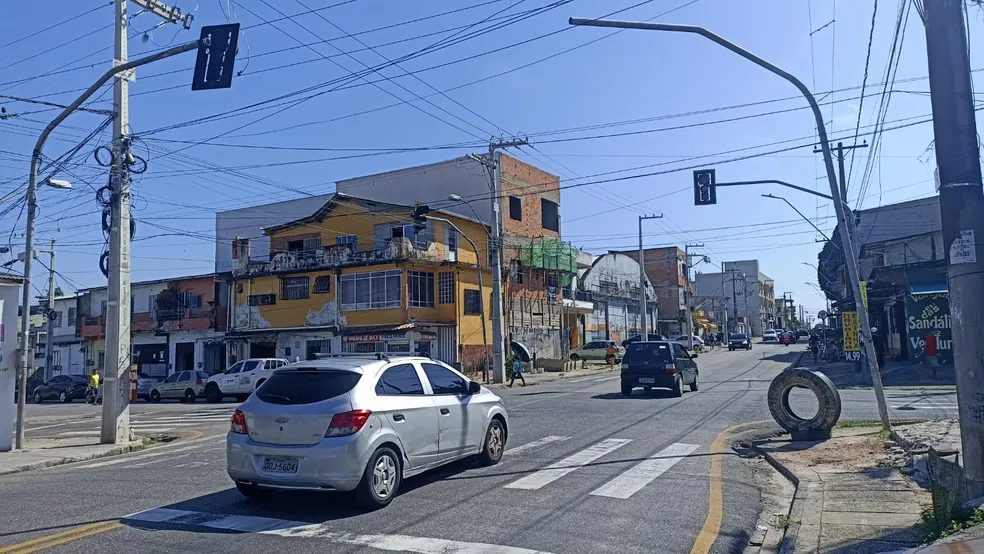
xmin=546 ymin=273 xmax=559 ymax=290
xmin=421 ymin=363 xmax=469 ymax=395
xmin=438 ymin=272 xmax=455 ymax=304
xmin=336 ymin=234 xmax=358 ymax=251
xmin=242 ymin=360 xmax=262 ymax=373
xmin=226 ymin=361 xmax=244 ymax=374
xmin=67 ymin=307 xmax=76 ymax=324
xmin=248 ymin=294 xmax=276 ymax=306
xmin=255 ymin=370 xmax=362 ymax=405
xmin=673 ymin=343 xmax=689 ymax=357
xmin=340 ymin=270 xmax=401 ymax=310
xmin=446 ymin=227 xmax=458 ymax=260
xmin=407 ymin=271 xmax=435 ymax=308
xmin=232 ymin=237 xmax=250 ymax=260
xmin=375 ymin=363 xmax=424 ymax=395
xmin=511 ymin=260 xmax=524 ymax=284
xmin=509 ymin=196 xmax=522 ymax=221
xmin=100 ymin=300 xmax=107 ymax=315
xmin=313 ymin=275 xmax=332 ymax=294
xmin=280 ymin=277 xmax=310 ymax=300
xmin=147 ymin=295 xmax=157 ymax=316
xmin=97 ymin=350 xmax=105 ymax=368
xmin=177 ymin=371 xmax=192 ymax=382
xmin=464 ymin=289 xmax=482 ymax=315
xmin=164 ymin=372 xmax=181 ymax=383
xmin=541 ymin=198 xmax=560 ymax=232
xmin=52 ymin=311 xmax=62 ymax=328
xmin=624 ymin=342 xmax=673 ymax=363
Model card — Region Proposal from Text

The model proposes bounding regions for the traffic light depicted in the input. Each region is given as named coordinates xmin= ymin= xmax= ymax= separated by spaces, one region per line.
xmin=412 ymin=204 xmax=430 ymax=234
xmin=693 ymin=169 xmax=717 ymax=206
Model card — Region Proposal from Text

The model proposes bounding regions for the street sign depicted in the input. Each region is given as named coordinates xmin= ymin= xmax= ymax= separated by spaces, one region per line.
xmin=191 ymin=24 xmax=240 ymax=91
xmin=817 ymin=309 xmax=828 ymax=320
xmin=693 ymin=169 xmax=717 ymax=206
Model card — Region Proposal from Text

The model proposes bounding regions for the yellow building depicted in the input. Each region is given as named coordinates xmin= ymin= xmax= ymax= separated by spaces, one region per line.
xmin=226 ymin=194 xmax=493 ymax=375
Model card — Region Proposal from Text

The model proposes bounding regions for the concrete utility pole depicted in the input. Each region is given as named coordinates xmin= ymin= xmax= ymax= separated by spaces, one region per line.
xmin=923 ymin=0 xmax=984 ymax=498
xmin=43 ymin=240 xmax=55 ymax=381
xmin=102 ymin=0 xmax=190 ymax=444
xmin=483 ymin=138 xmax=527 ymax=384
xmin=727 ymin=269 xmax=741 ymax=334
xmin=568 ymin=12 xmax=892 ymax=431
xmin=684 ymin=243 xmax=703 ymax=350
xmin=637 ymin=214 xmax=662 ymax=339
xmin=813 ymin=142 xmax=868 ymax=202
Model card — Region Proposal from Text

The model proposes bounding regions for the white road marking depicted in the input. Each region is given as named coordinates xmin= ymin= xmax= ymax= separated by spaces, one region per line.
xmin=890 ymin=404 xmax=959 ymax=409
xmin=590 ymin=442 xmax=700 ymax=499
xmin=25 ymin=422 xmax=75 ymax=432
xmin=74 ymin=436 xmax=222 ymax=468
xmin=593 ymin=376 xmax=618 ymax=383
xmin=568 ymin=376 xmax=599 ymax=383
xmin=56 ymin=431 xmax=101 ymax=437
xmin=131 ymin=422 xmax=212 ymax=428
xmin=504 ymin=438 xmax=632 ymax=490
xmin=125 ymin=508 xmax=559 ymax=553
xmin=504 ymin=436 xmax=570 ymax=457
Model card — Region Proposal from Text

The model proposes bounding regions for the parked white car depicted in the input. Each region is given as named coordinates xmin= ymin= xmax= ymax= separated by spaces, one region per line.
xmin=763 ymin=329 xmax=779 ymax=342
xmin=205 ymin=358 xmax=290 ymax=403
xmin=674 ymin=335 xmax=704 ymax=351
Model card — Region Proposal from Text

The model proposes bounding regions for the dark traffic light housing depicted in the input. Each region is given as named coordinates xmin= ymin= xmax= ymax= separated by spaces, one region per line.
xmin=412 ymin=204 xmax=430 ymax=234
xmin=693 ymin=169 xmax=717 ymax=206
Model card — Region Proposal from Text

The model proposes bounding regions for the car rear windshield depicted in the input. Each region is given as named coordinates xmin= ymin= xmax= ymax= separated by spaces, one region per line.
xmin=623 ymin=342 xmax=673 ymax=362
xmin=731 ymin=334 xmax=748 ymax=340
xmin=255 ymin=369 xmax=361 ymax=405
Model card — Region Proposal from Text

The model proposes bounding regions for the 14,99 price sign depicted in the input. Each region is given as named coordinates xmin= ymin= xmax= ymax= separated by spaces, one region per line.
xmin=842 ymin=311 xmax=861 ymax=361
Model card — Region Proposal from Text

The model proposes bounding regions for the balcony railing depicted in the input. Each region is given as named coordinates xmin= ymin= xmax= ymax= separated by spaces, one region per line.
xmin=80 ymin=315 xmax=106 ymax=340
xmin=156 ymin=306 xmax=215 ymax=322
xmin=232 ymin=238 xmax=452 ymax=277
xmin=562 ymin=289 xmax=593 ymax=303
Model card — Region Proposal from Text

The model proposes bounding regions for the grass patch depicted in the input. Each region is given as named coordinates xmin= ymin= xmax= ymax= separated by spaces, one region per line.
xmin=834 ymin=420 xmax=882 ymax=429
xmin=919 ymin=506 xmax=984 ymax=542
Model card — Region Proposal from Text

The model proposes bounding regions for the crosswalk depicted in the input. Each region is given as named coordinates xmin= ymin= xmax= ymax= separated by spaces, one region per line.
xmin=56 ymin=406 xmax=236 ymax=437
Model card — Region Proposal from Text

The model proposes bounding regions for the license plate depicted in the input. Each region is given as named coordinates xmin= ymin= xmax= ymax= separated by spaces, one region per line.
xmin=262 ymin=456 xmax=298 ymax=474
xmin=639 ymin=377 xmax=656 ymax=384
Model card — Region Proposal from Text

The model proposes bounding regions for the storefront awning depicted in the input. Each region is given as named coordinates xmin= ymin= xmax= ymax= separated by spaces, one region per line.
xmin=909 ymin=282 xmax=947 ymax=296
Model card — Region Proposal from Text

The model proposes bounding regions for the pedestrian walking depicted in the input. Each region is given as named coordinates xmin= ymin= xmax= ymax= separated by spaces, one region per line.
xmin=871 ymin=326 xmax=887 ymax=368
xmin=605 ymin=342 xmax=619 ymax=368
xmin=86 ymin=368 xmax=100 ymax=405
xmin=808 ymin=334 xmax=819 ymax=363
xmin=924 ymin=330 xmax=940 ymax=379
xmin=509 ymin=358 xmax=526 ymax=387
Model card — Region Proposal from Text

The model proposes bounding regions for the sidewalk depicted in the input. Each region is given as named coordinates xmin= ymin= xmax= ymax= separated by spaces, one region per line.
xmin=485 ymin=363 xmax=619 ymax=389
xmin=798 ymin=357 xmax=955 ymax=389
xmin=756 ymin=427 xmax=931 ymax=554
xmin=0 ymin=435 xmax=146 ymax=476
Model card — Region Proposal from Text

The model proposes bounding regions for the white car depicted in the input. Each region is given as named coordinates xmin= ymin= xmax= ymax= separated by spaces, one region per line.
xmin=763 ymin=329 xmax=779 ymax=342
xmin=205 ymin=358 xmax=290 ymax=403
xmin=674 ymin=335 xmax=704 ymax=350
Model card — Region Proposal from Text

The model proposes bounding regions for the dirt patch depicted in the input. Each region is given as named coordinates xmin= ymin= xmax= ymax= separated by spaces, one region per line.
xmin=786 ymin=433 xmax=890 ymax=473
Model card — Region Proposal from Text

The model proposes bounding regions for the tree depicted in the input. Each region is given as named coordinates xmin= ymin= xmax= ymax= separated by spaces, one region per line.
xmin=54 ymin=286 xmax=64 ymax=297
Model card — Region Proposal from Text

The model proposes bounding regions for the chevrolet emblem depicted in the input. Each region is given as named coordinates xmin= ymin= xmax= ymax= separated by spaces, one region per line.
xmin=274 ymin=416 xmax=290 ymax=424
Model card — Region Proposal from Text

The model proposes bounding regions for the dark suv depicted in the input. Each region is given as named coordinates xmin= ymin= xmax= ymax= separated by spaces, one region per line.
xmin=620 ymin=341 xmax=699 ymax=397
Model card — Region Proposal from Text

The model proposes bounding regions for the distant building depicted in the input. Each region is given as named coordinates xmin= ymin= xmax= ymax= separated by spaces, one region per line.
xmin=694 ymin=260 xmax=774 ymax=336
xmin=618 ymin=246 xmax=687 ymax=336
xmin=578 ymin=253 xmax=657 ymax=343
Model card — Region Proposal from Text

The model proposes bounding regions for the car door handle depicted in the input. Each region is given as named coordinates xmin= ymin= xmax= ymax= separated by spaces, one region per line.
xmin=393 ymin=414 xmax=405 ymax=422
xmin=440 ymin=408 xmax=451 ymax=415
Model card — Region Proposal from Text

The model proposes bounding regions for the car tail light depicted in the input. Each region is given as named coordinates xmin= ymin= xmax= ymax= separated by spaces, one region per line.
xmin=621 ymin=363 xmax=629 ymax=372
xmin=326 ymin=410 xmax=372 ymax=438
xmin=665 ymin=364 xmax=677 ymax=374
xmin=230 ymin=409 xmax=248 ymax=434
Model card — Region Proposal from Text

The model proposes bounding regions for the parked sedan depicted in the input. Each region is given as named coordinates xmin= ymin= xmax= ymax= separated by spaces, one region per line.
xmin=673 ymin=335 xmax=705 ymax=351
xmin=763 ymin=329 xmax=779 ymax=342
xmin=728 ymin=333 xmax=752 ymax=351
xmin=137 ymin=373 xmax=161 ymax=400
xmin=33 ymin=374 xmax=89 ymax=403
xmin=570 ymin=341 xmax=624 ymax=363
xmin=148 ymin=370 xmax=210 ymax=403
xmin=620 ymin=341 xmax=699 ymax=397
xmin=621 ymin=334 xmax=667 ymax=347
xmin=227 ymin=355 xmax=508 ymax=509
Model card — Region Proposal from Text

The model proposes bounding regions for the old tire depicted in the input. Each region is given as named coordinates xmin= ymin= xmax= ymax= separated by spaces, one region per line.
xmin=149 ymin=390 xmax=161 ymax=403
xmin=205 ymin=384 xmax=222 ymax=403
xmin=767 ymin=367 xmax=841 ymax=439
xmin=477 ymin=418 xmax=505 ymax=466
xmin=356 ymin=447 xmax=402 ymax=509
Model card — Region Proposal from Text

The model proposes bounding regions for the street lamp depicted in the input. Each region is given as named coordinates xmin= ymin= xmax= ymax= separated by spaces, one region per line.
xmin=447 ymin=194 xmax=489 ymax=235
xmin=44 ymin=178 xmax=73 ymax=190
xmin=762 ymin=194 xmax=829 ymax=241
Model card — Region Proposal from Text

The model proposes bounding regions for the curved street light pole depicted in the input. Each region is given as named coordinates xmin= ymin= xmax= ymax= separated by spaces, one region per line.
xmin=568 ymin=17 xmax=890 ymax=431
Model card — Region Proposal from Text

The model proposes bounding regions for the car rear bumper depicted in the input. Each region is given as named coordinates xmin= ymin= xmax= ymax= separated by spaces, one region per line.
xmin=728 ymin=342 xmax=751 ymax=348
xmin=226 ymin=431 xmax=369 ymax=492
xmin=621 ymin=374 xmax=677 ymax=389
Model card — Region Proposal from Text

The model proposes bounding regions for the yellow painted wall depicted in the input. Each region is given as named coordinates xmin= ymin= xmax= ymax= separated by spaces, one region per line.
xmin=456 ymin=266 xmax=493 ymax=347
xmin=232 ymin=272 xmax=338 ymax=329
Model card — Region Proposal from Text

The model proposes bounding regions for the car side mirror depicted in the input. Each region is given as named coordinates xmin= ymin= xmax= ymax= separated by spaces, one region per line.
xmin=468 ymin=381 xmax=482 ymax=395
xmin=691 ymin=353 xmax=698 ymax=359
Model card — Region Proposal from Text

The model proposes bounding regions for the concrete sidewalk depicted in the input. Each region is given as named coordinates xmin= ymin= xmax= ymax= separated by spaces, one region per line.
xmin=756 ymin=427 xmax=931 ymax=553
xmin=0 ymin=436 xmax=146 ymax=476
xmin=798 ymin=357 xmax=955 ymax=389
xmin=485 ymin=363 xmax=619 ymax=389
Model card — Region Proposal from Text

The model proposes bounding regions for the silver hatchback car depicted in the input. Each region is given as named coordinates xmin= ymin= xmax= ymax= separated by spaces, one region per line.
xmin=226 ymin=354 xmax=508 ymax=508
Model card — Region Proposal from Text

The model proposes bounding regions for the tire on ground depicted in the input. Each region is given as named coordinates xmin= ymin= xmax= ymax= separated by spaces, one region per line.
xmin=767 ymin=367 xmax=841 ymax=440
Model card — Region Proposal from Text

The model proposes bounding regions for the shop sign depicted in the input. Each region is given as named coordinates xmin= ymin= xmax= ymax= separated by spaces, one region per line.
xmin=906 ymin=292 xmax=952 ymax=364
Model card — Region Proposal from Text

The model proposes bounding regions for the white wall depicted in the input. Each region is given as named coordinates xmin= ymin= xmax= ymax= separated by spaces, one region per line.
xmin=214 ymin=194 xmax=334 ymax=273
xmin=132 ymin=282 xmax=167 ymax=313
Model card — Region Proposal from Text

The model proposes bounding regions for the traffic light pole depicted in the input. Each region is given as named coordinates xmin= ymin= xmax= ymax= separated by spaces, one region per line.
xmin=569 ymin=16 xmax=891 ymax=431
xmin=638 ymin=214 xmax=662 ymax=339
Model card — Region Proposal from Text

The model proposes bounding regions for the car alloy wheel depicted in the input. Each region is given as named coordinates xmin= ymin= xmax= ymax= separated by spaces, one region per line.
xmin=34 ymin=392 xmax=42 ymax=404
xmin=59 ymin=391 xmax=68 ymax=403
xmin=372 ymin=453 xmax=398 ymax=499
xmin=479 ymin=419 xmax=505 ymax=466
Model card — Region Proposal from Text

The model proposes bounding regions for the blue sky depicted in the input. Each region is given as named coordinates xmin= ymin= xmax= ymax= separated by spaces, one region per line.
xmin=1 ymin=0 xmax=981 ymax=317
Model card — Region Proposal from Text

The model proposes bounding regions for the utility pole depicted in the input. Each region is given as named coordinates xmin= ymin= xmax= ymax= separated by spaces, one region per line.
xmin=924 ymin=0 xmax=984 ymax=498
xmin=481 ymin=138 xmax=528 ymax=384
xmin=638 ymin=215 xmax=663 ymax=339
xmin=684 ymin=243 xmax=703 ymax=350
xmin=43 ymin=240 xmax=55 ymax=381
xmin=102 ymin=0 xmax=192 ymax=444
xmin=727 ymin=268 xmax=741 ymax=334
xmin=813 ymin=141 xmax=868 ymax=202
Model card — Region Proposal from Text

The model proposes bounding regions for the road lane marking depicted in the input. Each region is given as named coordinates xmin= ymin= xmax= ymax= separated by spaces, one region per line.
xmin=503 ymin=438 xmax=631 ymax=490
xmin=124 ymin=508 xmax=558 ymax=553
xmin=590 ymin=442 xmax=700 ymax=499
xmin=504 ymin=436 xmax=570 ymax=457
xmin=0 ymin=520 xmax=121 ymax=553
xmin=73 ymin=435 xmax=222 ymax=468
xmin=690 ymin=421 xmax=769 ymax=554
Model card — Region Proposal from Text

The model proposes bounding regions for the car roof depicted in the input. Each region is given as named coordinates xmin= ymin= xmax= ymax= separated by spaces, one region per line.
xmin=273 ymin=355 xmax=443 ymax=377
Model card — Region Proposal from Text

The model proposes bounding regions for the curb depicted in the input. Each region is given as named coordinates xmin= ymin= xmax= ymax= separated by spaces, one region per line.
xmin=0 ymin=439 xmax=147 ymax=476
xmin=485 ymin=366 xmax=619 ymax=389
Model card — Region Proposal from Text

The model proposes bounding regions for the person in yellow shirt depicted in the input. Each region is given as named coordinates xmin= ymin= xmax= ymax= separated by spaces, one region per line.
xmin=87 ymin=369 xmax=100 ymax=404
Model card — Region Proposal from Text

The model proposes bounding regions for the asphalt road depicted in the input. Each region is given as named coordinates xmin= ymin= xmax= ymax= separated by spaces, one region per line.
xmin=1 ymin=344 xmax=959 ymax=554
